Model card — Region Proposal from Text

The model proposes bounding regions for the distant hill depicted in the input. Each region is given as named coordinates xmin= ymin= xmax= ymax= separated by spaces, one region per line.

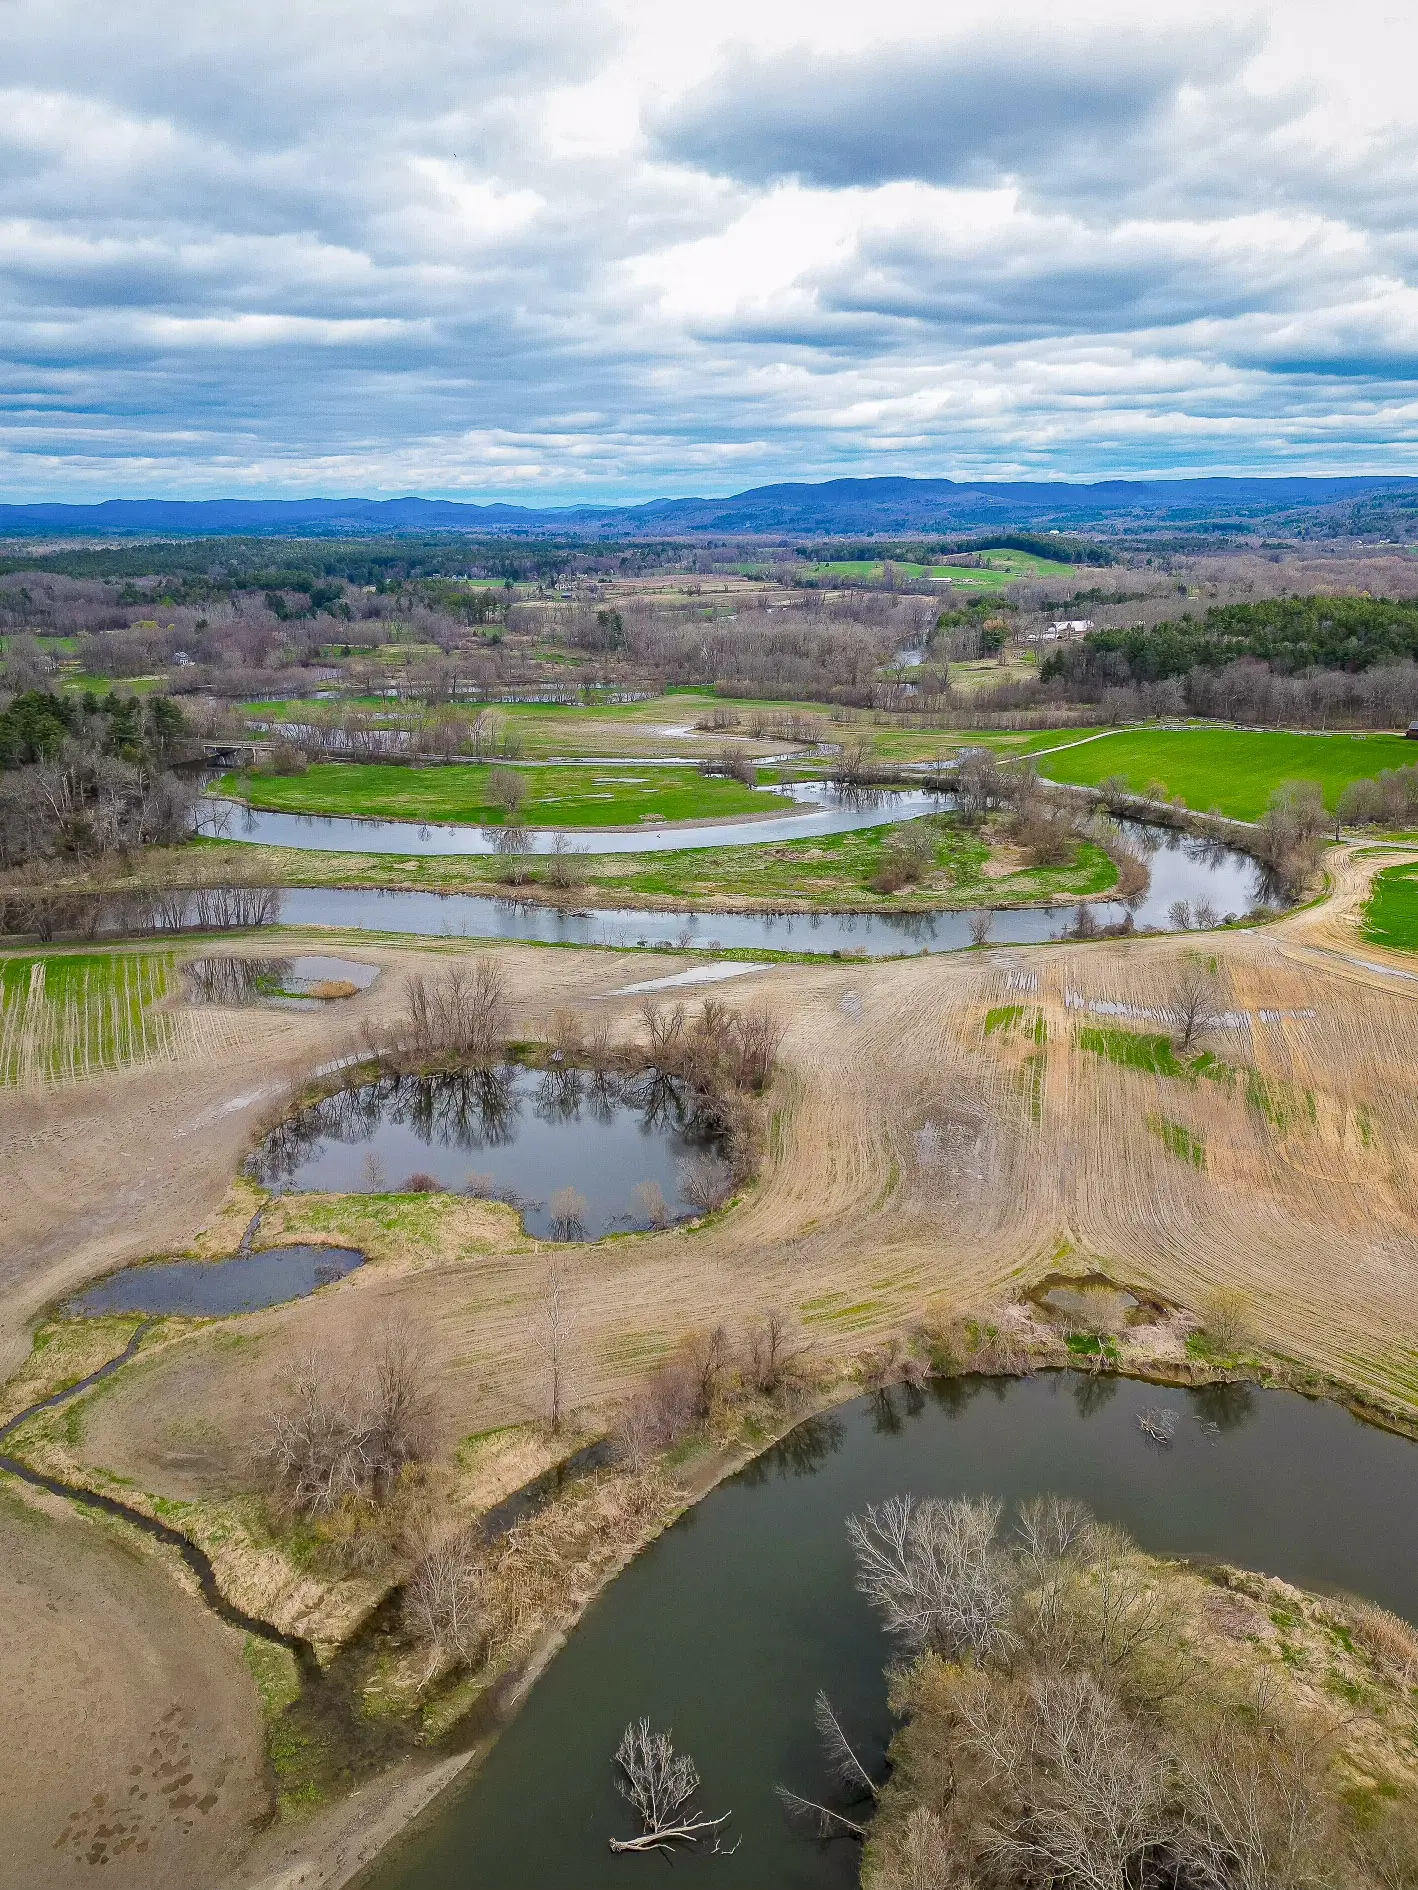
xmin=0 ymin=475 xmax=1414 ymax=539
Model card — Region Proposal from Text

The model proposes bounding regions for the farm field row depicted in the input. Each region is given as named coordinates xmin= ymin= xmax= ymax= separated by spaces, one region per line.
xmin=804 ymin=548 xmax=1079 ymax=588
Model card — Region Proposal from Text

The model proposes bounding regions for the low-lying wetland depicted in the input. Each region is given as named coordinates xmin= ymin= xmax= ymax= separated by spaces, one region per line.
xmin=64 ymin=1243 xmax=367 ymax=1318
xmin=182 ymin=952 xmax=379 ymax=1007
xmin=358 ymin=1372 xmax=1418 ymax=1890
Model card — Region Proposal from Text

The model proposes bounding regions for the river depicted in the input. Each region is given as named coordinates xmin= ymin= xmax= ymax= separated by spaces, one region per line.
xmin=360 ymin=1374 xmax=1418 ymax=1889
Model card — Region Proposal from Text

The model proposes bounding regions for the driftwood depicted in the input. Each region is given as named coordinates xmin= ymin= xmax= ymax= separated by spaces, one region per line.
xmin=610 ymin=1719 xmax=733 ymax=1855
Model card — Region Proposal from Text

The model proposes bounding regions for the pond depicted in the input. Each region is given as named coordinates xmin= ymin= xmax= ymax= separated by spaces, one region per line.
xmin=250 ymin=1066 xmax=726 ymax=1240
xmin=183 ymin=953 xmax=379 ymax=1008
xmin=360 ymin=1374 xmax=1418 ymax=1890
xmin=64 ymin=1244 xmax=365 ymax=1317
xmin=194 ymin=781 xmax=950 ymax=855
xmin=272 ymin=820 xmax=1281 ymax=957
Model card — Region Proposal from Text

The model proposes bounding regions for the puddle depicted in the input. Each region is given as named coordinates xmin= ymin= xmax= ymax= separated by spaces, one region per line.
xmin=607 ymin=963 xmax=769 ymax=995
xmin=183 ymin=954 xmax=379 ymax=1008
xmin=64 ymin=1244 xmax=366 ymax=1317
xmin=1025 ymin=1271 xmax=1169 ymax=1331
xmin=251 ymin=1066 xmax=727 ymax=1240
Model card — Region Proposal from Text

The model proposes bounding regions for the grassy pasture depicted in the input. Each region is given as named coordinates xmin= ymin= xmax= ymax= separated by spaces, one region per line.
xmin=808 ymin=549 xmax=1076 ymax=590
xmin=1362 ymin=860 xmax=1418 ymax=951
xmin=222 ymin=759 xmax=777 ymax=826
xmin=0 ymin=950 xmax=175 ymax=1085
xmin=1039 ymin=726 xmax=1418 ymax=820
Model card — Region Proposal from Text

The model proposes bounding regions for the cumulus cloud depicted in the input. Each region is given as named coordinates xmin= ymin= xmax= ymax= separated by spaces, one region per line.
xmin=0 ymin=0 xmax=1413 ymax=495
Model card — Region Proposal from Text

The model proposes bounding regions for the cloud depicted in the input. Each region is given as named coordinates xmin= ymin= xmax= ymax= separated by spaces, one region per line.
xmin=0 ymin=0 xmax=1413 ymax=497
xmin=647 ymin=24 xmax=1261 ymax=193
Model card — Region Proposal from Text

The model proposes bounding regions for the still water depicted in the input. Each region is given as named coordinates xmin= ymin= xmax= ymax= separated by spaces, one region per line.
xmin=65 ymin=1244 xmax=365 ymax=1317
xmin=273 ymin=821 xmax=1279 ymax=957
xmin=251 ymin=1065 xmax=725 ymax=1240
xmin=361 ymin=1374 xmax=1418 ymax=1890
xmin=196 ymin=781 xmax=949 ymax=856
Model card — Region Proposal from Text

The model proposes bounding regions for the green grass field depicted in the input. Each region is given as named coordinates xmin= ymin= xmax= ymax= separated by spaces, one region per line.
xmin=221 ymin=760 xmax=778 ymax=826
xmin=1362 ymin=861 xmax=1418 ymax=951
xmin=0 ymin=951 xmax=175 ymax=1084
xmin=1037 ymin=726 xmax=1418 ymax=821
xmin=809 ymin=550 xmax=1076 ymax=591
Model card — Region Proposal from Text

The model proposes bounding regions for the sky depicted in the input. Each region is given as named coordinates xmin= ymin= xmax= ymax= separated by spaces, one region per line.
xmin=2 ymin=0 xmax=1418 ymax=501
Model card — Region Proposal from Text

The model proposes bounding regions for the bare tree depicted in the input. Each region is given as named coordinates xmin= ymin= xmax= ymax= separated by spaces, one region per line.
xmin=1170 ymin=961 xmax=1224 ymax=1052
xmin=682 ymin=1324 xmax=732 ymax=1421
xmin=746 ymin=1307 xmax=800 ymax=1396
xmin=847 ymin=1494 xmax=1014 ymax=1661
xmin=958 ymin=1668 xmax=1175 ymax=1890
xmin=547 ymin=1186 xmax=588 ymax=1242
xmin=678 ymin=1152 xmax=734 ymax=1215
xmin=487 ymin=765 xmax=527 ymax=817
xmin=968 ymin=907 xmax=994 ymax=947
xmin=609 ymin=1720 xmax=731 ymax=1854
xmin=405 ymin=1531 xmax=486 ymax=1678
xmin=401 ymin=956 xmax=509 ymax=1062
xmin=630 ymin=1179 xmax=670 ymax=1229
xmin=536 ymin=1259 xmax=575 ymax=1432
xmin=544 ymin=830 xmax=585 ymax=889
xmin=257 ymin=1318 xmax=436 ymax=1519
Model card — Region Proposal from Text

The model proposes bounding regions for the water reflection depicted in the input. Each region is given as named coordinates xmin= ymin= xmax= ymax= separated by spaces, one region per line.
xmin=251 ymin=1065 xmax=726 ymax=1240
xmin=361 ymin=1373 xmax=1412 ymax=1890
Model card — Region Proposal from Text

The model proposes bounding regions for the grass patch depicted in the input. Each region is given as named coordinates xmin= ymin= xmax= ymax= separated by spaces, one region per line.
xmin=0 ymin=949 xmax=174 ymax=1084
xmin=1078 ymin=1025 xmax=1184 ymax=1076
xmin=808 ymin=549 xmax=1075 ymax=590
xmin=1147 ymin=1114 xmax=1207 ymax=1168
xmin=1065 ymin=1332 xmax=1120 ymax=1361
xmin=221 ymin=759 xmax=774 ymax=827
xmin=174 ymin=812 xmax=1118 ymax=914
xmin=1363 ymin=860 xmax=1418 ymax=952
xmin=1039 ymin=725 xmax=1418 ymax=821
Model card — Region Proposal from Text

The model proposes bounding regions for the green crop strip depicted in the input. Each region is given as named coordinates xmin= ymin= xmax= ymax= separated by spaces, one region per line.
xmin=984 ymin=1004 xmax=1024 ymax=1035
xmin=1147 ymin=1114 xmax=1207 ymax=1168
xmin=0 ymin=951 xmax=175 ymax=1084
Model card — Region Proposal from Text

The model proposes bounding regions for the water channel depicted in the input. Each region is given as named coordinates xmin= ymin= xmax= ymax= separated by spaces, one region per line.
xmin=361 ymin=1374 xmax=1418 ymax=1890
xmin=266 ymin=820 xmax=1279 ymax=957
xmin=196 ymin=781 xmax=951 ymax=856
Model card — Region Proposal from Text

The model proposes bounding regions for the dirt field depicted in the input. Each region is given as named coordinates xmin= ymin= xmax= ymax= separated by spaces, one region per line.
xmin=0 ymin=1482 xmax=268 ymax=1888
xmin=57 ymin=848 xmax=1418 ymax=1522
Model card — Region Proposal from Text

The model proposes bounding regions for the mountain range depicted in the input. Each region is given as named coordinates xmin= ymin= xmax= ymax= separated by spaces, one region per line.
xmin=0 ymin=475 xmax=1415 ymax=538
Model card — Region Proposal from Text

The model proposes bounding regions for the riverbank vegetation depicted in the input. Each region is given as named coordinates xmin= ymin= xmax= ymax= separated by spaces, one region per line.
xmin=856 ymin=1496 xmax=1418 ymax=1890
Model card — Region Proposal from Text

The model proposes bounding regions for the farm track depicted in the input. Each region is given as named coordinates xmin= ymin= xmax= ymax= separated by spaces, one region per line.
xmin=26 ymin=845 xmax=1418 ymax=1525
